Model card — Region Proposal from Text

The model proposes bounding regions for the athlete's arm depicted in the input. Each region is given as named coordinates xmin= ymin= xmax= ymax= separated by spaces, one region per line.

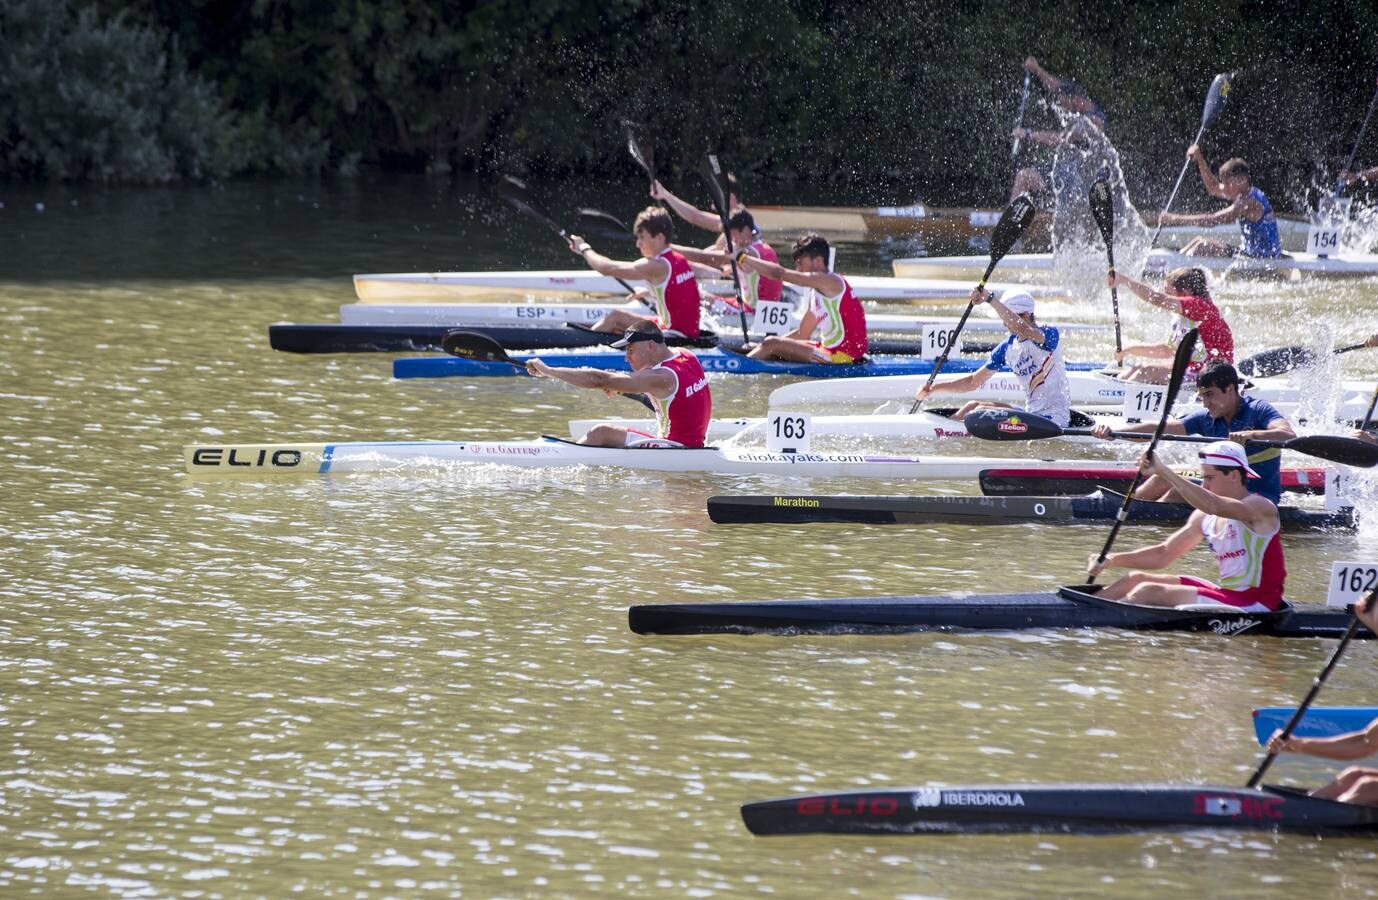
xmin=1229 ymin=415 xmax=1294 ymax=444
xmin=915 ymin=366 xmax=994 ymax=401
xmin=1190 ymin=146 xmax=1229 ymax=198
xmin=783 ymin=308 xmax=819 ymax=341
xmin=1094 ymin=513 xmax=1204 ymax=572
xmin=1268 ymin=720 xmax=1378 ymax=761
xmin=1109 ymin=273 xmax=1186 ymax=315
xmin=571 ymin=237 xmax=668 ymax=282
xmin=737 ymin=255 xmax=841 ymax=294
xmin=650 ymin=182 xmax=721 ymax=233
xmin=525 ymin=360 xmax=677 ymax=399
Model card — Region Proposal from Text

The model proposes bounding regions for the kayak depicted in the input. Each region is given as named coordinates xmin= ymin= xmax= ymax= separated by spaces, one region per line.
xmin=740 ymin=783 xmax=1378 ymax=836
xmin=702 ymin=490 xmax=1354 ymax=530
xmin=978 ymin=466 xmax=1328 ymax=497
xmin=1252 ymin=708 xmax=1378 ymax=745
xmin=392 ymin=350 xmax=1109 ymax=380
xmin=892 ymin=249 xmax=1378 ymax=281
xmin=767 ymin=370 xmax=1378 ymax=409
xmin=335 ymin=301 xmax=1101 ymax=336
xmin=750 ymin=203 xmax=1309 ymax=251
xmin=268 ymin=323 xmax=719 ymax=354
xmin=182 ymin=435 xmax=1100 ymax=480
xmin=352 ymin=271 xmax=1073 ymax=303
xmin=627 ymin=584 xmax=1370 ymax=638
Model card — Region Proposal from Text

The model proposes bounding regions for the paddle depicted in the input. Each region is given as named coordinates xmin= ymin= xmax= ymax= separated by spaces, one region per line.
xmin=495 ymin=176 xmax=637 ymax=295
xmin=1246 ymin=587 xmax=1376 ymax=788
xmin=698 ymin=153 xmax=751 ymax=344
xmin=1236 ymin=341 xmax=1370 ymax=378
xmin=1362 ymin=384 xmax=1378 ymax=434
xmin=1085 ymin=329 xmax=1197 ymax=584
xmin=1151 ymin=72 xmax=1236 ymax=249
xmin=1088 ymin=176 xmax=1122 ymax=362
xmin=623 ymin=121 xmax=658 ymax=203
xmin=575 ymin=208 xmax=632 ymax=241
xmin=965 ymin=408 xmax=1378 ymax=468
xmin=439 ymin=330 xmax=654 ymax=411
xmin=1335 ymin=76 xmax=1378 ymax=197
xmin=907 ymin=195 xmax=1038 ymax=414
xmin=1011 ymin=69 xmax=1032 ymax=159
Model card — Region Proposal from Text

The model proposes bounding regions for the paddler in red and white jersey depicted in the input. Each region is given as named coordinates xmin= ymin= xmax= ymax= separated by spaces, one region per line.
xmin=1087 ymin=441 xmax=1286 ymax=612
xmin=524 ymin=322 xmax=711 ymax=448
xmin=568 ymin=207 xmax=701 ymax=339
xmin=674 ymin=208 xmax=782 ymax=317
xmin=913 ymin=288 xmax=1072 ymax=426
xmin=734 ymin=234 xmax=868 ymax=363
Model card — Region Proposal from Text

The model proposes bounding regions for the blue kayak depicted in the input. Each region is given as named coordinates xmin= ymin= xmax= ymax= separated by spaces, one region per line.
xmin=1252 ymin=707 xmax=1378 ymax=745
xmin=393 ymin=351 xmax=1109 ymax=380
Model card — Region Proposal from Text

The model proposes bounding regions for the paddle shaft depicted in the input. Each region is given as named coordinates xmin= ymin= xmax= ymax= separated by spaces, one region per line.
xmin=1150 ymin=121 xmax=1208 ymax=249
xmin=1247 ymin=596 xmax=1372 ymax=788
xmin=906 ymin=261 xmax=997 ymax=413
xmin=700 ymin=154 xmax=751 ymax=343
xmin=1335 ymin=77 xmax=1378 ymax=197
xmin=499 ymin=183 xmax=638 ymax=294
xmin=1363 ymin=384 xmax=1378 ymax=431
xmin=1087 ymin=330 xmax=1198 ymax=583
xmin=1011 ymin=70 xmax=1032 ymax=159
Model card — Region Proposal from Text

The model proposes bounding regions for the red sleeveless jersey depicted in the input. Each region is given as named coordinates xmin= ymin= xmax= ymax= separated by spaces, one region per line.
xmin=649 ymin=249 xmax=701 ymax=338
xmin=751 ymin=239 xmax=782 ymax=301
xmin=810 ymin=275 xmax=868 ymax=359
xmin=652 ymin=350 xmax=711 ymax=447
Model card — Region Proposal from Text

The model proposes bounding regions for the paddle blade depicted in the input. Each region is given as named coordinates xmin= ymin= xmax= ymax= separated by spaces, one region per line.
xmin=1236 ymin=345 xmax=1315 ymax=378
xmin=576 ymin=207 xmax=632 ymax=241
xmin=698 ymin=153 xmax=732 ymax=229
xmin=1201 ymin=72 xmax=1235 ymax=129
xmin=963 ymin=409 xmax=1065 ymax=441
xmin=623 ymin=120 xmax=655 ymax=180
xmin=441 ymin=330 xmax=515 ymax=364
xmin=1285 ymin=435 xmax=1378 ymax=468
xmin=1088 ymin=177 xmax=1114 ymax=249
xmin=987 ymin=194 xmax=1038 ymax=269
xmin=495 ymin=175 xmax=566 ymax=238
xmin=1160 ymin=328 xmax=1199 ymax=425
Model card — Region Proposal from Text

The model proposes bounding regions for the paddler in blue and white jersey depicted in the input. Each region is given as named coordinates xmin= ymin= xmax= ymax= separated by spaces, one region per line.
xmin=1161 ymin=152 xmax=1281 ymax=258
xmin=1265 ymin=594 xmax=1378 ymax=807
xmin=914 ymin=288 xmax=1071 ymax=426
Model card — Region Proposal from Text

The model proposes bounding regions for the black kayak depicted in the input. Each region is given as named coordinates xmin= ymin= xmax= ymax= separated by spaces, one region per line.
xmin=705 ymin=490 xmax=1355 ymax=530
xmin=268 ymin=323 xmax=721 ymax=353
xmin=628 ymin=585 xmax=1372 ymax=639
xmin=741 ymin=783 xmax=1378 ymax=836
xmin=977 ymin=467 xmax=1327 ymax=496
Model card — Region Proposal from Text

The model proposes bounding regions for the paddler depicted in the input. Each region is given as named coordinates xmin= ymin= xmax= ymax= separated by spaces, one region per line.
xmin=914 ymin=287 xmax=1071 ymax=426
xmin=1090 ymin=360 xmax=1295 ymax=503
xmin=733 ymin=234 xmax=867 ymax=363
xmin=1107 ymin=266 xmax=1234 ymax=382
xmin=1009 ymin=56 xmax=1107 ymax=201
xmin=1087 ymin=441 xmax=1286 ymax=611
xmin=1162 ymin=152 xmax=1282 ymax=258
xmin=1264 ymin=595 xmax=1378 ymax=806
xmin=524 ymin=322 xmax=710 ymax=448
xmin=673 ymin=207 xmax=782 ymax=316
xmin=568 ymin=207 xmax=701 ymax=340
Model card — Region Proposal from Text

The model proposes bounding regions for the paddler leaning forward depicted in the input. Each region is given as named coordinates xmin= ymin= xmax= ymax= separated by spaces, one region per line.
xmin=914 ymin=287 xmax=1071 ymax=426
xmin=1087 ymin=441 xmax=1285 ymax=612
xmin=524 ymin=322 xmax=711 ymax=448
xmin=567 ymin=206 xmax=701 ymax=340
xmin=734 ymin=233 xmax=868 ymax=363
xmin=1265 ymin=590 xmax=1378 ymax=806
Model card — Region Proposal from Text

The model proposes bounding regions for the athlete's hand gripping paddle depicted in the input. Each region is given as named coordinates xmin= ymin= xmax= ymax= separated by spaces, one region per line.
xmin=698 ymin=153 xmax=751 ymax=344
xmin=440 ymin=330 xmax=654 ymax=410
xmin=495 ymin=175 xmax=637 ymax=295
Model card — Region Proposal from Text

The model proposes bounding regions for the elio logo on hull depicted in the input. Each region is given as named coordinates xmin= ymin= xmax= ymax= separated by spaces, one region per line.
xmin=796 ymin=795 xmax=902 ymax=817
xmin=190 ymin=448 xmax=304 ymax=468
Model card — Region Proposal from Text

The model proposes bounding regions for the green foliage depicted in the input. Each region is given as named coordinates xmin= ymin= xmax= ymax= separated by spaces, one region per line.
xmin=7 ymin=0 xmax=1378 ymax=208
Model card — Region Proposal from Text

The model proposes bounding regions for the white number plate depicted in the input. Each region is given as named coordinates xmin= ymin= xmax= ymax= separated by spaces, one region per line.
xmin=920 ymin=323 xmax=960 ymax=360
xmin=1122 ymin=385 xmax=1167 ymax=421
xmin=1324 ymin=467 xmax=1354 ymax=513
xmin=749 ymin=298 xmax=795 ymax=337
xmin=1327 ymin=561 xmax=1378 ymax=608
xmin=1307 ymin=223 xmax=1341 ymax=257
xmin=766 ymin=411 xmax=812 ymax=453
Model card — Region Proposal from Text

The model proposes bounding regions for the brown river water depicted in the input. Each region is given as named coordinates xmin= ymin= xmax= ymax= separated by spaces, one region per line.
xmin=2 ymin=176 xmax=1378 ymax=896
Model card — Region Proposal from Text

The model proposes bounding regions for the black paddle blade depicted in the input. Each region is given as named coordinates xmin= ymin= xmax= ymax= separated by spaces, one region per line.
xmin=622 ymin=120 xmax=655 ymax=179
xmin=575 ymin=207 xmax=632 ymax=241
xmin=1285 ymin=435 xmax=1378 ymax=468
xmin=1088 ymin=178 xmax=1114 ymax=249
xmin=962 ymin=409 xmax=1065 ymax=441
xmin=1161 ymin=328 xmax=1199 ymax=423
xmin=441 ymin=330 xmax=515 ymax=363
xmin=988 ymin=194 xmax=1038 ymax=266
xmin=698 ymin=153 xmax=732 ymax=228
xmin=1236 ymin=345 xmax=1315 ymax=378
xmin=494 ymin=175 xmax=566 ymax=238
xmin=1202 ymin=72 xmax=1235 ymax=128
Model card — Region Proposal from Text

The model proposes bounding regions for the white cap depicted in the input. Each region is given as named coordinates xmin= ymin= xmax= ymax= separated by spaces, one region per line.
xmin=1198 ymin=440 xmax=1260 ymax=479
xmin=999 ymin=290 xmax=1036 ymax=315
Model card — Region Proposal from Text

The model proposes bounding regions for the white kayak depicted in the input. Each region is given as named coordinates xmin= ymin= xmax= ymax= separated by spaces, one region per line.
xmin=351 ymin=271 xmax=1071 ymax=303
xmin=769 ymin=371 xmax=1378 ymax=410
xmin=335 ymin=301 xmax=1103 ymax=337
xmin=892 ymin=249 xmax=1378 ymax=281
xmin=182 ymin=437 xmax=1099 ymax=480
